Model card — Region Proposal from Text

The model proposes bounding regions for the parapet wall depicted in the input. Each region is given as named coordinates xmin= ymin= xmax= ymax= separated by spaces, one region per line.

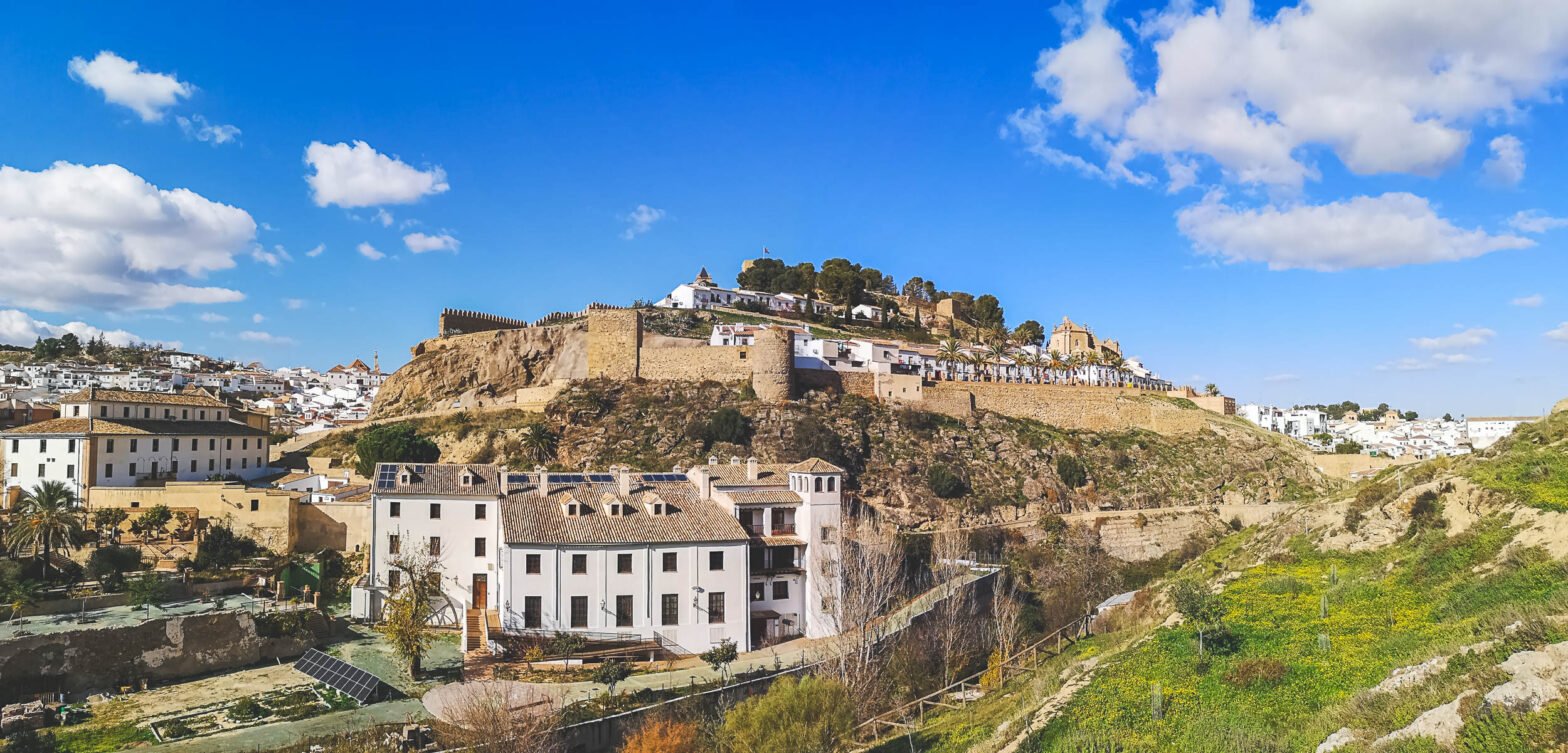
xmin=925 ymin=382 xmax=1214 ymax=435
xmin=439 ymin=308 xmax=531 ymax=337
xmin=796 ymin=369 xmax=877 ymax=399
xmin=640 ymin=345 xmax=753 ymax=383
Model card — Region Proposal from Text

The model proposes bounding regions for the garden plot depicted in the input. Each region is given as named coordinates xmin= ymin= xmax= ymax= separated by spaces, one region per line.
xmin=146 ymin=684 xmax=359 ymax=742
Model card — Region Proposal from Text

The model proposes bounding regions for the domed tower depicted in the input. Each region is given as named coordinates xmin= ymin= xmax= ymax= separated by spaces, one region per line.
xmin=751 ymin=327 xmax=794 ymax=403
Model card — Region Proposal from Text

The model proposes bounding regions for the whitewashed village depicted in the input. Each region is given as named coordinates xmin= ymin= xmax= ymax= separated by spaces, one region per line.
xmin=0 ymin=257 xmax=1555 ymax=753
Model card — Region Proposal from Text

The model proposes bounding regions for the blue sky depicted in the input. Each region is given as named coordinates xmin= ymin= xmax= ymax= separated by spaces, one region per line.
xmin=0 ymin=1 xmax=1564 ymax=417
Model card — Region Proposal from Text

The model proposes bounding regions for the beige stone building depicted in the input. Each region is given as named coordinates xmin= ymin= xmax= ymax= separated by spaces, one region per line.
xmin=1048 ymin=317 xmax=1121 ymax=360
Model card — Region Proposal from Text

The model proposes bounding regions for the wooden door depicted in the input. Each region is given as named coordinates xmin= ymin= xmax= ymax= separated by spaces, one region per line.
xmin=471 ymin=574 xmax=488 ymax=607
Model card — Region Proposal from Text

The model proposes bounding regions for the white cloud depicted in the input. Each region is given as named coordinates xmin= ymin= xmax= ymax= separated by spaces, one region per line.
xmin=1376 ymin=357 xmax=1435 ymax=372
xmin=356 ymin=242 xmax=385 ymax=261
xmin=1263 ymin=373 xmax=1299 ymax=383
xmin=403 ymin=232 xmax=460 ymax=254
xmin=251 ymin=313 xmax=265 ymax=323
xmin=305 ymin=243 xmax=325 ymax=258
xmin=620 ymin=204 xmax=666 ymax=239
xmin=1512 ymin=293 xmax=1545 ymax=308
xmin=0 ymin=309 xmax=176 ymax=349
xmin=283 ymin=298 xmax=306 ymax=310
xmin=1546 ymin=322 xmax=1568 ymax=342
xmin=238 ymin=330 xmax=294 ymax=346
xmin=67 ymin=51 xmax=192 ymax=122
xmin=249 ymin=244 xmax=291 ymax=268
xmin=1016 ymin=1 xmax=1568 ymax=190
xmin=373 ymin=208 xmax=394 ymax=227
xmin=1483 ymin=135 xmax=1526 ymax=186
xmin=1176 ymin=192 xmax=1532 ymax=271
xmin=304 ymin=141 xmax=449 ymax=208
xmin=1507 ymin=210 xmax=1568 ymax=233
xmin=1411 ymin=326 xmax=1496 ymax=350
xmin=1431 ymin=352 xmax=1486 ymax=364
xmin=0 ymin=161 xmax=250 ymax=311
xmin=198 ymin=312 xmax=228 ymax=323
xmin=177 ymin=114 xmax=241 ymax=146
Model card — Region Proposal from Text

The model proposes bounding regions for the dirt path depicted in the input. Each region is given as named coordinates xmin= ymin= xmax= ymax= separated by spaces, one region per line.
xmin=994 ymin=657 xmax=1102 ymax=753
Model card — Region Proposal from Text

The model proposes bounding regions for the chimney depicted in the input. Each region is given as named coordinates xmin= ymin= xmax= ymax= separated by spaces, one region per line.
xmin=730 ymin=456 xmax=741 ymax=466
xmin=746 ymin=457 xmax=759 ymax=481
xmin=534 ymin=465 xmax=548 ymax=498
xmin=618 ymin=466 xmax=635 ymax=497
xmin=708 ymin=455 xmax=719 ymax=466
xmin=691 ymin=467 xmax=711 ymax=501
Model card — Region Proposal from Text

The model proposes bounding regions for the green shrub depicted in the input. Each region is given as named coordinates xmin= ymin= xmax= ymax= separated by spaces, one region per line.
xmin=352 ymin=423 xmax=440 ymax=478
xmin=194 ymin=524 xmax=265 ymax=571
xmin=226 ymin=697 xmax=267 ymax=722
xmin=86 ymin=545 xmax=143 ymax=592
xmin=701 ymin=407 xmax=753 ymax=448
xmin=1056 ymin=455 xmax=1088 ymax=488
xmin=927 ymin=465 xmax=968 ymax=499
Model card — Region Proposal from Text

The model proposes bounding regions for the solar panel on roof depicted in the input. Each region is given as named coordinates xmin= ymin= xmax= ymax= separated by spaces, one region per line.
xmin=550 ymin=474 xmax=586 ymax=484
xmin=375 ymin=467 xmax=398 ymax=489
xmin=643 ymin=473 xmax=689 ymax=482
xmin=293 ymin=649 xmax=385 ymax=704
xmin=507 ymin=473 xmax=529 ymax=486
xmin=587 ymin=474 xmax=615 ymax=483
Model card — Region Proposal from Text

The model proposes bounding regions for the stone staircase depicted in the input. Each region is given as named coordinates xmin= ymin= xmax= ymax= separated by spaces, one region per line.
xmin=465 ymin=609 xmax=484 ymax=651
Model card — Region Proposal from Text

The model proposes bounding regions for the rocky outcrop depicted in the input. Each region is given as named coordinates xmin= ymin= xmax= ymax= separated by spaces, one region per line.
xmin=374 ymin=323 xmax=588 ymax=418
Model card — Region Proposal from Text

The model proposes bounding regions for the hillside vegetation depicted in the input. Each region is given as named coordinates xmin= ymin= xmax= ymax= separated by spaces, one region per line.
xmin=1013 ymin=404 xmax=1568 ymax=753
xmin=320 ymin=379 xmax=1329 ymax=528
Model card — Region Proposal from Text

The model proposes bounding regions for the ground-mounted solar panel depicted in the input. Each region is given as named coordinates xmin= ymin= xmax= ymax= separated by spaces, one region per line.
xmin=293 ymin=648 xmax=386 ymax=704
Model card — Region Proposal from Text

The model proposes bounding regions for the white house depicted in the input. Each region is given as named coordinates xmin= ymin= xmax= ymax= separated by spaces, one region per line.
xmin=1466 ymin=416 xmax=1537 ymax=450
xmin=352 ymin=457 xmax=846 ymax=654
xmin=2 ymin=387 xmax=271 ymax=506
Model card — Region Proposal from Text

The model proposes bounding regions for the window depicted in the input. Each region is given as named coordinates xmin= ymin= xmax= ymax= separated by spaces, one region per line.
xmin=182 ymin=409 xmax=188 ymax=420
xmin=209 ymin=438 xmax=215 ymax=451
xmin=104 ymin=464 xmax=113 ymax=478
xmin=570 ymin=596 xmax=588 ymax=628
xmin=242 ymin=438 xmax=249 ymax=450
xmin=67 ymin=439 xmax=76 ymax=452
xmin=99 ymin=406 xmax=107 ymax=418
xmin=616 ymin=595 xmax=634 ymax=627
xmin=122 ymin=407 xmax=129 ymax=418
xmin=170 ymin=439 xmax=178 ymax=452
xmin=226 ymin=438 xmax=232 ymax=450
xmin=200 ymin=410 xmax=206 ymax=420
xmin=143 ymin=408 xmax=150 ymax=418
xmin=37 ymin=464 xmax=44 ymax=478
xmin=814 ymin=477 xmax=823 ymax=492
xmin=389 ymin=501 xmax=401 ymax=518
xmin=662 ymin=552 xmax=678 ymax=572
xmin=750 ymin=583 xmax=765 ymax=602
xmin=152 ymin=439 xmax=159 ymax=452
xmin=617 ymin=553 xmax=633 ymax=574
xmin=708 ymin=592 xmax=726 ymax=624
xmin=128 ymin=463 xmax=137 ymax=477
xmin=524 ymin=596 xmax=542 ymax=628
xmin=525 ymin=554 xmax=541 ymax=574
xmin=190 ymin=459 xmax=197 ymax=472
xmin=828 ymin=477 xmax=836 ymax=492
xmin=709 ymin=551 xmax=724 ymax=571
xmin=105 ymin=438 xmax=114 ymax=453
xmin=571 ymin=554 xmax=587 ymax=574
xmin=39 ymin=439 xmax=46 ymax=453
xmin=429 ymin=503 xmax=441 ymax=519
xmin=773 ymin=581 xmax=789 ymax=600
xmin=250 ymin=499 xmax=259 ymax=512
xmin=242 ymin=458 xmax=248 ymax=469
xmin=474 ymin=537 xmax=486 ymax=557
xmin=429 ymin=537 xmax=442 ymax=556
xmin=475 ymin=503 xmax=487 ymax=520
xmin=129 ymin=439 xmax=138 ymax=453
xmin=225 ymin=458 xmax=231 ymax=470
xmin=208 ymin=459 xmax=215 ymax=471
xmin=661 ymin=594 xmax=679 ymax=626
xmin=388 ymin=535 xmax=401 ymax=555
xmin=387 ymin=570 xmax=401 ymax=591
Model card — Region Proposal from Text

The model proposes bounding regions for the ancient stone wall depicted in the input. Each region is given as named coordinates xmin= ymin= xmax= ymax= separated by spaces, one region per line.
xmin=639 ymin=345 xmax=753 ymax=383
xmin=1076 ymin=505 xmax=1283 ymax=561
xmin=924 ymin=382 xmax=1213 ymax=435
xmin=0 ymin=609 xmax=329 ymax=702
xmin=586 ymin=309 xmax=642 ymax=380
xmin=751 ymin=328 xmax=794 ymax=402
xmin=88 ymin=483 xmax=298 ymax=553
xmin=796 ymin=369 xmax=876 ymax=399
xmin=438 ymin=309 xmax=530 ymax=337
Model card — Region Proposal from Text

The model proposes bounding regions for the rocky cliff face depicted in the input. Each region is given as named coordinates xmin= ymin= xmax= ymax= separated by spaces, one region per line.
xmin=372 ymin=323 xmax=588 ymax=418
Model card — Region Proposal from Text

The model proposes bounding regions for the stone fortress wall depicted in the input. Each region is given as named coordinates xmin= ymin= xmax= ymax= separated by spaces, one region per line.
xmin=412 ymin=307 xmax=1230 ymax=436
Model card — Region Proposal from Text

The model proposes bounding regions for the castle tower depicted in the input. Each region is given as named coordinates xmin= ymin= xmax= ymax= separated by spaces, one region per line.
xmin=587 ymin=309 xmax=642 ymax=380
xmin=750 ymin=327 xmax=794 ymax=403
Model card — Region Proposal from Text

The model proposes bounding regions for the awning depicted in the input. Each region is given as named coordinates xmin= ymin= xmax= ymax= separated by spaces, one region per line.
xmin=750 ymin=609 xmax=781 ymax=619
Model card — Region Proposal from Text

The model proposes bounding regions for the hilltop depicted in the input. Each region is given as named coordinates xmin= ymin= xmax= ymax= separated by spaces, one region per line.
xmin=321 ymin=378 xmax=1330 ymax=534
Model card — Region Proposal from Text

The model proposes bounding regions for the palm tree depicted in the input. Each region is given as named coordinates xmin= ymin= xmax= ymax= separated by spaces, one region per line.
xmin=4 ymin=481 xmax=84 ymax=581
xmin=963 ymin=352 xmax=986 ymax=382
xmin=984 ymin=343 xmax=1010 ymax=382
xmin=1047 ymin=350 xmax=1068 ymax=383
xmin=937 ymin=340 xmax=964 ymax=380
xmin=1205 ymin=383 xmax=1220 ymax=397
xmin=518 ymin=423 xmax=559 ymax=463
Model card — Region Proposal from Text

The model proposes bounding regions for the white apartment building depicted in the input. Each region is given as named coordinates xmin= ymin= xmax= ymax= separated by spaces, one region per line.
xmin=353 ymin=457 xmax=845 ymax=653
xmin=2 ymin=387 xmax=271 ymax=505
xmin=656 ymin=268 xmax=834 ymax=316
xmin=1466 ymin=416 xmax=1538 ymax=450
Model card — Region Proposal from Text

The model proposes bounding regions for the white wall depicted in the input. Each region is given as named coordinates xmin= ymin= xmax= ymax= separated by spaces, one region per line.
xmin=366 ymin=493 xmax=502 ymax=625
xmin=502 ymin=541 xmax=749 ymax=653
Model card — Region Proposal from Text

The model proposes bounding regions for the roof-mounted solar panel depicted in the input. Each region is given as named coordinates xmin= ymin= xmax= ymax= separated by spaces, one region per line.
xmin=587 ymin=474 xmax=615 ymax=483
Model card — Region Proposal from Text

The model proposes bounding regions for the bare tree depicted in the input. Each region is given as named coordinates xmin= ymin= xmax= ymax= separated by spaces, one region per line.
xmin=434 ymin=681 xmax=562 ymax=753
xmin=819 ymin=516 xmax=905 ymax=715
xmin=383 ymin=543 xmax=444 ymax=677
xmin=927 ymin=529 xmax=979 ymax=686
xmin=991 ymin=572 xmax=1027 ymax=659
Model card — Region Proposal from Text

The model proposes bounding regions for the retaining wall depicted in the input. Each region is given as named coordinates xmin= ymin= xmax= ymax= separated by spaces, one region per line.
xmin=925 ymin=382 xmax=1213 ymax=435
